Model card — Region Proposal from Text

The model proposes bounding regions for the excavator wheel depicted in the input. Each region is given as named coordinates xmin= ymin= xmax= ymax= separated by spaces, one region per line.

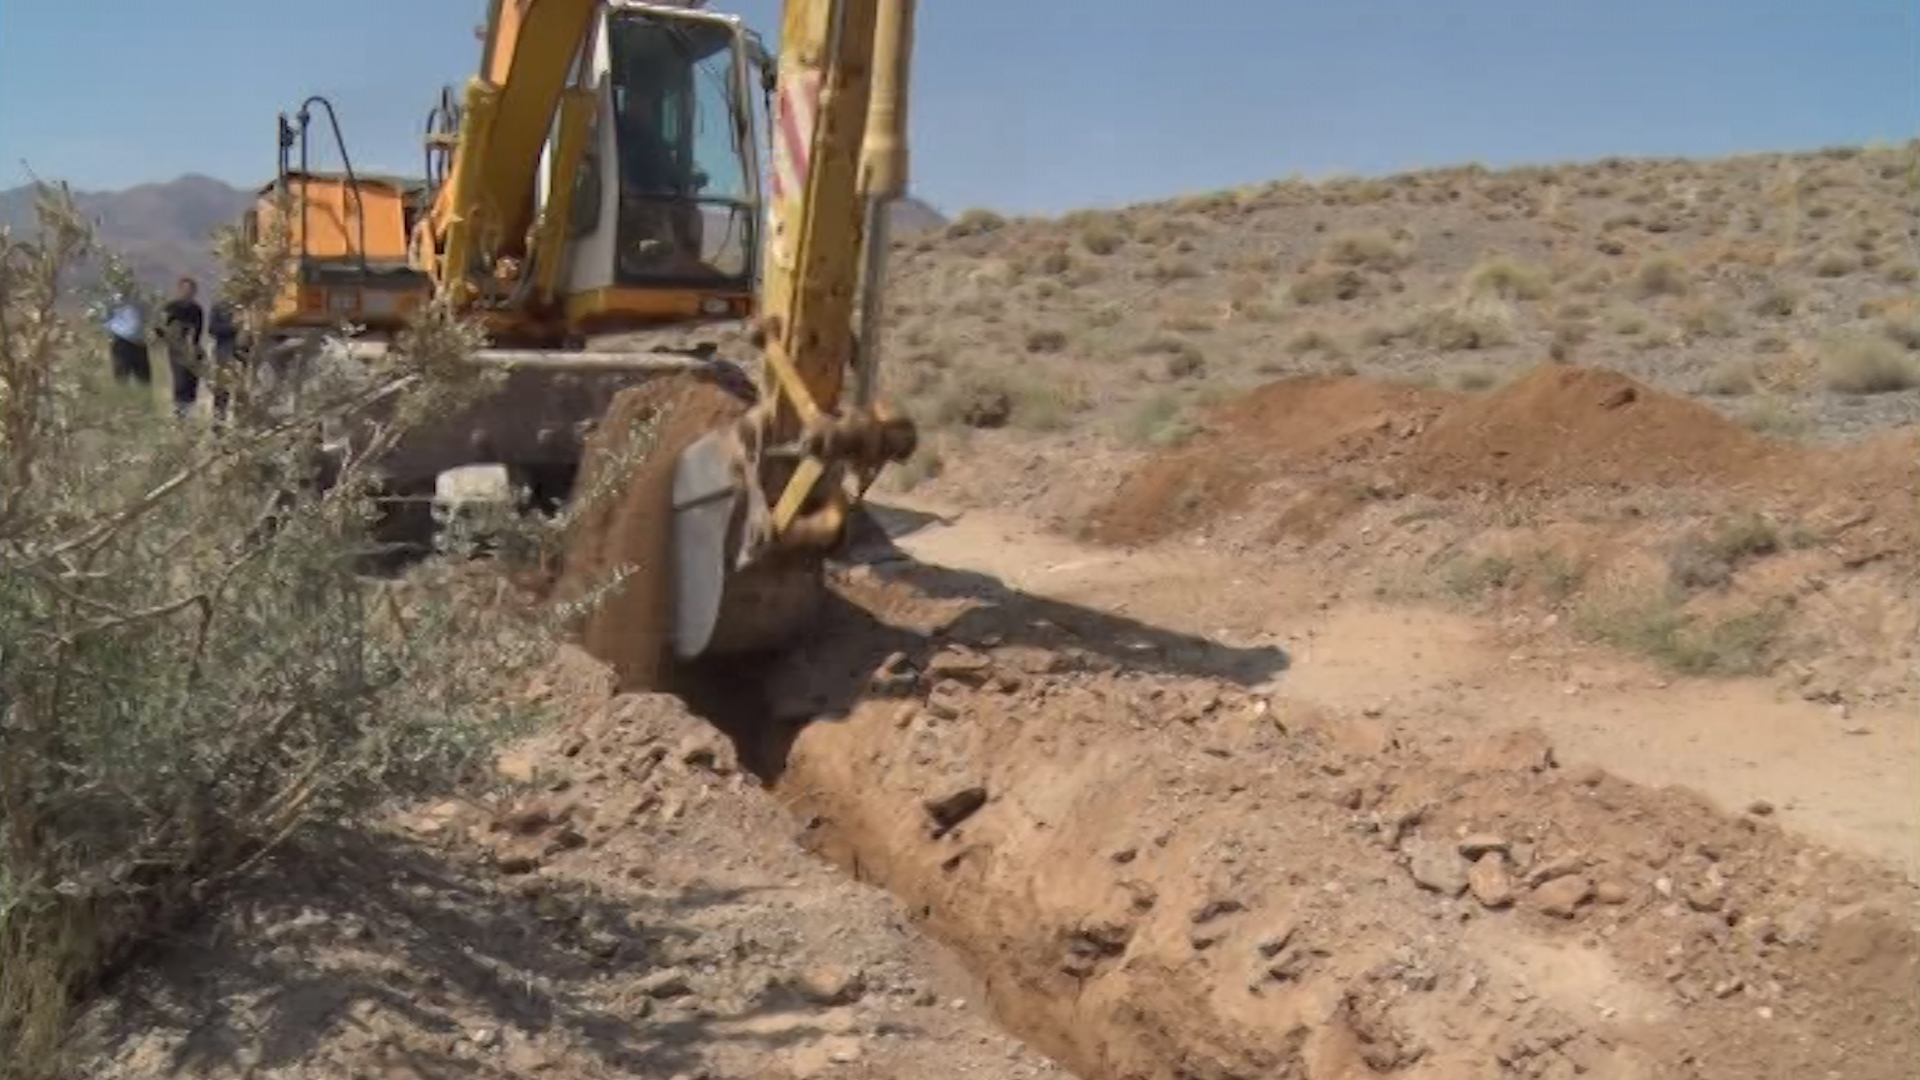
xmin=560 ymin=363 xmax=823 ymax=691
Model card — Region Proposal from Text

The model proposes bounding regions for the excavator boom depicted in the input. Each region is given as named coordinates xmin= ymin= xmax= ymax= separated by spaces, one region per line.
xmin=426 ymin=0 xmax=600 ymax=303
xmin=667 ymin=0 xmax=919 ymax=659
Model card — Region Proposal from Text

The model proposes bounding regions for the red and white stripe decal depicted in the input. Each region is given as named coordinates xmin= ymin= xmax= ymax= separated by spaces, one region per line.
xmin=770 ymin=68 xmax=821 ymax=202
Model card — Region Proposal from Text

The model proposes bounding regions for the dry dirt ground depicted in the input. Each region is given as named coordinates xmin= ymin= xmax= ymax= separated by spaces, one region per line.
xmin=69 ymin=146 xmax=1920 ymax=1080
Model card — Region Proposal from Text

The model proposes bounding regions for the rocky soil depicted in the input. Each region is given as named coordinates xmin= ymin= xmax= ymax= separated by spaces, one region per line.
xmin=63 ymin=145 xmax=1920 ymax=1080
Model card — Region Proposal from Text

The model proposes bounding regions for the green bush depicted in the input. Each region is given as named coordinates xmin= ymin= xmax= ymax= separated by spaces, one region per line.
xmin=0 ymin=187 xmax=550 ymax=1078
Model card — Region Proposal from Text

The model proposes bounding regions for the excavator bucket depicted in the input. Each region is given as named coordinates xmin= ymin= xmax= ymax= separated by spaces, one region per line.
xmin=668 ymin=428 xmax=830 ymax=662
xmin=667 ymin=429 xmax=740 ymax=659
xmin=566 ymin=373 xmax=825 ymax=687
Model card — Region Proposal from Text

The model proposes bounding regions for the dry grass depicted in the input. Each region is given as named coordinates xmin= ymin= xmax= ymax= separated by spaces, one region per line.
xmin=1465 ymin=256 xmax=1552 ymax=301
xmin=1631 ymin=255 xmax=1692 ymax=298
xmin=1414 ymin=295 xmax=1517 ymax=351
xmin=1821 ymin=336 xmax=1920 ymax=395
xmin=1574 ymin=590 xmax=1785 ymax=676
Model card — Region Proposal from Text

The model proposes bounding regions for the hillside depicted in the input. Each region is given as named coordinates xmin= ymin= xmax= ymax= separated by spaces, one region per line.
xmin=873 ymin=141 xmax=1920 ymax=704
xmin=0 ymin=175 xmax=948 ymax=292
xmin=882 ymin=142 xmax=1920 ymax=450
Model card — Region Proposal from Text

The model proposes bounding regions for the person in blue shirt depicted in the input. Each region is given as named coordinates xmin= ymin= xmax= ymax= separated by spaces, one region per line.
xmin=105 ymin=294 xmax=152 ymax=386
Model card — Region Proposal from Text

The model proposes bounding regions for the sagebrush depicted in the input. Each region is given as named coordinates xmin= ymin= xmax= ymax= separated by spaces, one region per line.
xmin=0 ymin=186 xmax=554 ymax=1077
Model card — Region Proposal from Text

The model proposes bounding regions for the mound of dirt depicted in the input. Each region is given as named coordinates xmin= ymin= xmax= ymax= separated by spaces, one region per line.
xmin=1091 ymin=378 xmax=1449 ymax=546
xmin=1401 ymin=366 xmax=1781 ymax=495
xmin=558 ymin=373 xmax=751 ymax=690
xmin=1088 ymin=365 xmax=1898 ymax=549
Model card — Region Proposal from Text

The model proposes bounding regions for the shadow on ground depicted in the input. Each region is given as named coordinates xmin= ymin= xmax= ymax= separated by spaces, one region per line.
xmin=674 ymin=504 xmax=1290 ymax=782
xmin=77 ymin=828 xmax=850 ymax=1079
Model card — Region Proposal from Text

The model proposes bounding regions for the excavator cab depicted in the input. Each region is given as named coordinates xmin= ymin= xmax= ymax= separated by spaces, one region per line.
xmin=422 ymin=0 xmax=768 ymax=340
xmin=593 ymin=7 xmax=760 ymax=284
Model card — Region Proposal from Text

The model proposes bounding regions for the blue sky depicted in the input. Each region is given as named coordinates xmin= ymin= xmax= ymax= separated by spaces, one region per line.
xmin=1 ymin=0 xmax=1914 ymax=215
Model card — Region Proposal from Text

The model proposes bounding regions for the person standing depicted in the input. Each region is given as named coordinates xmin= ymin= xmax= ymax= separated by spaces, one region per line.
xmin=206 ymin=297 xmax=242 ymax=422
xmin=105 ymin=293 xmax=152 ymax=387
xmin=158 ymin=276 xmax=207 ymax=417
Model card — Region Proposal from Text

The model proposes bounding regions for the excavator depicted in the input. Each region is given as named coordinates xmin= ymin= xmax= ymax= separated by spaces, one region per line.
xmin=241 ymin=0 xmax=920 ymax=663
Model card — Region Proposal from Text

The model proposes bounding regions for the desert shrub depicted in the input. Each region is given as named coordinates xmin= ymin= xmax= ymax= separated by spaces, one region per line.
xmin=1285 ymin=328 xmax=1345 ymax=357
xmin=1750 ymin=284 xmax=1801 ymax=318
xmin=1575 ymin=592 xmax=1784 ymax=676
xmin=1878 ymin=316 xmax=1920 ymax=350
xmin=1413 ymin=295 xmax=1516 ymax=351
xmin=1321 ymin=229 xmax=1413 ymax=271
xmin=1023 ymin=326 xmax=1069 ymax=353
xmin=1078 ymin=222 xmax=1124 ymax=256
xmin=1701 ymin=359 xmax=1758 ymax=396
xmin=1631 ymin=255 xmax=1691 ymax=298
xmin=1121 ymin=391 xmax=1200 ymax=448
xmin=0 ymin=189 xmax=556 ymax=1077
xmin=944 ymin=208 xmax=1007 ymax=238
xmin=1446 ymin=365 xmax=1499 ymax=391
xmin=1136 ymin=335 xmax=1206 ymax=379
xmin=1678 ymin=299 xmax=1736 ymax=339
xmin=1810 ymin=248 xmax=1860 ymax=278
xmin=1821 ymin=336 xmax=1920 ymax=394
xmin=1287 ymin=267 xmax=1355 ymax=305
xmin=935 ymin=367 xmax=1081 ymax=431
xmin=1465 ymin=256 xmax=1551 ymax=301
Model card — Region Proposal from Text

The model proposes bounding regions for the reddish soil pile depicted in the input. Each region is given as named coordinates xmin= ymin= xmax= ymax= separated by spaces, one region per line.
xmin=558 ymin=374 xmax=750 ymax=689
xmin=1090 ymin=378 xmax=1449 ymax=546
xmin=1401 ymin=366 xmax=1782 ymax=495
xmin=1090 ymin=365 xmax=1908 ymax=550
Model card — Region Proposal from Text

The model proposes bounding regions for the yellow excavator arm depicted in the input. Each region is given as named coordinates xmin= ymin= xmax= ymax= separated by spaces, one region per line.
xmin=666 ymin=0 xmax=921 ymax=659
xmin=751 ymin=0 xmax=918 ymax=546
xmin=417 ymin=0 xmax=599 ymax=316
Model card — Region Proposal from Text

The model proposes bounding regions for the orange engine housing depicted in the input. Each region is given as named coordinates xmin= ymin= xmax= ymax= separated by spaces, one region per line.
xmin=250 ymin=171 xmax=432 ymax=334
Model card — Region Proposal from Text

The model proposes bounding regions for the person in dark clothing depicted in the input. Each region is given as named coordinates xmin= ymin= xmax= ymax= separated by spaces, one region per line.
xmin=206 ymin=298 xmax=242 ymax=422
xmin=104 ymin=293 xmax=153 ymax=386
xmin=158 ymin=276 xmax=207 ymax=417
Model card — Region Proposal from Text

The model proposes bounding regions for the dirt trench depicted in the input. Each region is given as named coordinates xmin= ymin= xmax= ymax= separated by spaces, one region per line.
xmin=637 ymin=558 xmax=1918 ymax=1078
xmin=545 ymin=375 xmax=1920 ymax=1079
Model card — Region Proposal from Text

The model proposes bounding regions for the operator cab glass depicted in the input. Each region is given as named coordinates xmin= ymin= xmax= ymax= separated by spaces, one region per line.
xmin=604 ymin=8 xmax=760 ymax=289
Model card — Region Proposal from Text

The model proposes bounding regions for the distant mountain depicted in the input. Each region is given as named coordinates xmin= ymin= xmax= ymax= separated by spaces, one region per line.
xmin=0 ymin=175 xmax=253 ymax=293
xmin=0 ymin=174 xmax=950 ymax=296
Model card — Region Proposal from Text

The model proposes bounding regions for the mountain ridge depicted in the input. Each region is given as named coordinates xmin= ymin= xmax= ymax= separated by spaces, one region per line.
xmin=0 ymin=175 xmax=949 ymax=293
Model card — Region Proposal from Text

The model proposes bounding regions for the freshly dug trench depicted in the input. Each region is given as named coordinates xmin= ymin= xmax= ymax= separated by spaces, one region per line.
xmin=685 ymin=566 xmax=1920 ymax=1080
xmin=554 ymin=377 xmax=1920 ymax=1079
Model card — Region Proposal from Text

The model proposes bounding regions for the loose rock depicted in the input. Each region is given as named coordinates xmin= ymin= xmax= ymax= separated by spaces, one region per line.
xmin=1532 ymin=876 xmax=1594 ymax=918
xmin=1458 ymin=834 xmax=1511 ymax=860
xmin=1405 ymin=838 xmax=1470 ymax=897
xmin=924 ymin=786 xmax=989 ymax=837
xmin=795 ymin=964 xmax=867 ymax=1006
xmin=639 ymin=967 xmax=694 ymax=999
xmin=1468 ymin=854 xmax=1516 ymax=908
